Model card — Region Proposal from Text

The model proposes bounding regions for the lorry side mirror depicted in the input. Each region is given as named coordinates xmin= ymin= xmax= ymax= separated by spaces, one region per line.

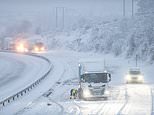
xmin=108 ymin=74 xmax=111 ymax=82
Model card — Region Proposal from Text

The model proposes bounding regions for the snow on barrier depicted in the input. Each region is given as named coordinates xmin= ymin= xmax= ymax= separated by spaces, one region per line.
xmin=0 ymin=50 xmax=53 ymax=108
xmin=151 ymin=88 xmax=154 ymax=115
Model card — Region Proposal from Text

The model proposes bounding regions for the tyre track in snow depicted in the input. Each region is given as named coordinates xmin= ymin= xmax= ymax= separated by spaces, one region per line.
xmin=116 ymin=85 xmax=128 ymax=115
xmin=43 ymin=66 xmax=67 ymax=114
xmin=43 ymin=57 xmax=81 ymax=115
xmin=70 ymin=85 xmax=126 ymax=115
xmin=50 ymin=62 xmax=80 ymax=115
xmin=117 ymin=84 xmax=151 ymax=115
xmin=49 ymin=57 xmax=81 ymax=114
xmin=94 ymin=85 xmax=127 ymax=115
xmin=15 ymin=57 xmax=68 ymax=115
xmin=93 ymin=102 xmax=106 ymax=114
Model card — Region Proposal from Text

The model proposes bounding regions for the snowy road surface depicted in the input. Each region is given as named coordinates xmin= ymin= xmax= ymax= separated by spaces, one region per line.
xmin=119 ymin=84 xmax=152 ymax=115
xmin=0 ymin=52 xmax=52 ymax=115
xmin=9 ymin=50 xmax=153 ymax=115
xmin=0 ymin=52 xmax=51 ymax=102
xmin=0 ymin=50 xmax=154 ymax=115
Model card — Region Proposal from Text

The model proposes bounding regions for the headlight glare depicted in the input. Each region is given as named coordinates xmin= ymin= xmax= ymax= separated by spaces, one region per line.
xmin=104 ymin=90 xmax=110 ymax=95
xmin=126 ymin=75 xmax=131 ymax=81
xmin=83 ymin=89 xmax=91 ymax=97
xmin=138 ymin=75 xmax=143 ymax=81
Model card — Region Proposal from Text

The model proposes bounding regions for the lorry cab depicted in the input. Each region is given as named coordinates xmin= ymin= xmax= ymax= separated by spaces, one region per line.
xmin=78 ymin=64 xmax=111 ymax=100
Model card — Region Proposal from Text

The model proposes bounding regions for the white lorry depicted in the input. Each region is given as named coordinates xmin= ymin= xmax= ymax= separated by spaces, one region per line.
xmin=78 ymin=63 xmax=111 ymax=100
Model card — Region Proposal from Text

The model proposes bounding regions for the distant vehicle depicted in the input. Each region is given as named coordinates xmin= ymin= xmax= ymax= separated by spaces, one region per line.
xmin=125 ymin=68 xmax=144 ymax=84
xmin=33 ymin=42 xmax=46 ymax=52
xmin=8 ymin=40 xmax=29 ymax=53
xmin=78 ymin=64 xmax=111 ymax=100
xmin=15 ymin=41 xmax=29 ymax=53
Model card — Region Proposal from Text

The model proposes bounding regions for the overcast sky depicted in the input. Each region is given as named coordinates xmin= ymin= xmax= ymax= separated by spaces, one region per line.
xmin=0 ymin=0 xmax=137 ymax=17
xmin=0 ymin=0 xmax=138 ymax=31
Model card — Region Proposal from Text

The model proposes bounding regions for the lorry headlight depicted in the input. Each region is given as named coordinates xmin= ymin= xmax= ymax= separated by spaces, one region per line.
xmin=104 ymin=90 xmax=110 ymax=95
xmin=83 ymin=89 xmax=91 ymax=97
xmin=126 ymin=75 xmax=131 ymax=81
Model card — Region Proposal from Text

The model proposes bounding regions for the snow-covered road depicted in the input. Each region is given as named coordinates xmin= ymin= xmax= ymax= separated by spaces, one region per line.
xmin=10 ymin=50 xmax=152 ymax=115
xmin=67 ymin=84 xmax=152 ymax=115
xmin=119 ymin=84 xmax=152 ymax=115
xmin=0 ymin=50 xmax=154 ymax=115
xmin=0 ymin=52 xmax=50 ymax=102
xmin=0 ymin=52 xmax=53 ymax=115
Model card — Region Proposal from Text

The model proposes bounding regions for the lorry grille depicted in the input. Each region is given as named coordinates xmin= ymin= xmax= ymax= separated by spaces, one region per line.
xmin=90 ymin=88 xmax=105 ymax=95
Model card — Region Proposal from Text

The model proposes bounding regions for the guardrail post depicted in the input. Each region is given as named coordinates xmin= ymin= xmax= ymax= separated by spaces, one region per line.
xmin=17 ymin=94 xmax=19 ymax=98
xmin=21 ymin=92 xmax=23 ymax=96
xmin=3 ymin=102 xmax=5 ymax=106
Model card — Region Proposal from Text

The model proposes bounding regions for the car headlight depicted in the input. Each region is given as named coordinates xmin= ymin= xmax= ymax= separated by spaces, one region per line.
xmin=24 ymin=48 xmax=28 ymax=52
xmin=138 ymin=75 xmax=143 ymax=81
xmin=83 ymin=89 xmax=91 ymax=97
xmin=41 ymin=47 xmax=45 ymax=51
xmin=104 ymin=90 xmax=110 ymax=95
xmin=34 ymin=47 xmax=39 ymax=52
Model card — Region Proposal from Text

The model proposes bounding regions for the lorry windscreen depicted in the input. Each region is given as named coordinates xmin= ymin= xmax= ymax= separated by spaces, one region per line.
xmin=81 ymin=73 xmax=108 ymax=83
